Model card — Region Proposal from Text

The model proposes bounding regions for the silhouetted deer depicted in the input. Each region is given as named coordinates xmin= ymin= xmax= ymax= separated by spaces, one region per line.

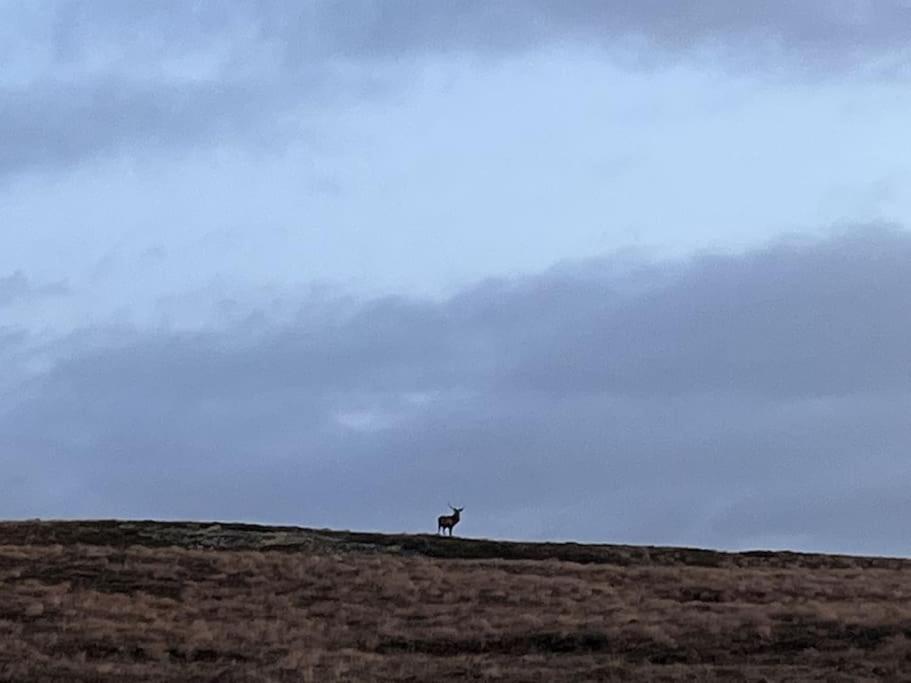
xmin=437 ymin=504 xmax=464 ymax=536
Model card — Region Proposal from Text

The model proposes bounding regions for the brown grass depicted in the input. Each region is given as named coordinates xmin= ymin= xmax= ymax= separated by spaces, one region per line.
xmin=0 ymin=520 xmax=909 ymax=681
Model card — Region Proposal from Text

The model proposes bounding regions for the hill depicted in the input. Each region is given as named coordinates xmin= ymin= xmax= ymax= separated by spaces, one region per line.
xmin=0 ymin=520 xmax=909 ymax=681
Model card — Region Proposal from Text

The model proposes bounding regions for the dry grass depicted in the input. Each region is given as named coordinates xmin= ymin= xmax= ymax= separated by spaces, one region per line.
xmin=0 ymin=521 xmax=909 ymax=681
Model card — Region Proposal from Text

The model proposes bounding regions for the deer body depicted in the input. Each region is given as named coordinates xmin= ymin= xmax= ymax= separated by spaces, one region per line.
xmin=437 ymin=505 xmax=463 ymax=536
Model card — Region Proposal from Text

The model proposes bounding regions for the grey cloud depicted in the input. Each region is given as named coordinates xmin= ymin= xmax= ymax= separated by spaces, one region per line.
xmin=39 ymin=1 xmax=911 ymax=66
xmin=500 ymin=229 xmax=911 ymax=398
xmin=1 ymin=226 xmax=909 ymax=554
xmin=0 ymin=271 xmax=68 ymax=307
xmin=140 ymin=246 xmax=167 ymax=263
xmin=2 ymin=1 xmax=908 ymax=177
xmin=315 ymin=0 xmax=911 ymax=68
xmin=2 ymin=81 xmax=257 ymax=173
xmin=0 ymin=73 xmax=341 ymax=177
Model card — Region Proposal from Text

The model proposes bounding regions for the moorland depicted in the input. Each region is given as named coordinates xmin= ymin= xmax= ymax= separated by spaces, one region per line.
xmin=0 ymin=520 xmax=909 ymax=681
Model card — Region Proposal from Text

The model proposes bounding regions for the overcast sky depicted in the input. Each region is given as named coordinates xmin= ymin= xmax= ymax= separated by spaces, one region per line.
xmin=2 ymin=1 xmax=911 ymax=555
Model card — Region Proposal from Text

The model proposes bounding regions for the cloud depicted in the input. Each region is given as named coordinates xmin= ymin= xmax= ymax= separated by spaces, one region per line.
xmin=1 ymin=1 xmax=908 ymax=178
xmin=499 ymin=229 xmax=911 ymax=398
xmin=0 ymin=81 xmax=276 ymax=176
xmin=22 ymin=1 xmax=910 ymax=69
xmin=310 ymin=0 xmax=911 ymax=69
xmin=0 ymin=271 xmax=68 ymax=307
xmin=1 ymin=226 xmax=909 ymax=555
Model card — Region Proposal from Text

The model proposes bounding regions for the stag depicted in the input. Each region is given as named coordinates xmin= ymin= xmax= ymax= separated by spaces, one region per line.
xmin=437 ymin=504 xmax=464 ymax=536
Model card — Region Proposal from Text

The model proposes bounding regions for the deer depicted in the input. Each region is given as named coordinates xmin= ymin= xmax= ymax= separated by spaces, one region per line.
xmin=437 ymin=504 xmax=464 ymax=536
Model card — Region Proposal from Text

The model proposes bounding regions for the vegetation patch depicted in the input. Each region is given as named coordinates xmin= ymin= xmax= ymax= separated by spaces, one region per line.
xmin=0 ymin=520 xmax=909 ymax=681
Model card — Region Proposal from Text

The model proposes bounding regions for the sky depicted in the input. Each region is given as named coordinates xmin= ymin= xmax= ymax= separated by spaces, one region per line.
xmin=2 ymin=1 xmax=911 ymax=555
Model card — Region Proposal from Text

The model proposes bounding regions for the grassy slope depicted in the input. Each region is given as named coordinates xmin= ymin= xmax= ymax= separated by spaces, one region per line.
xmin=0 ymin=520 xmax=909 ymax=681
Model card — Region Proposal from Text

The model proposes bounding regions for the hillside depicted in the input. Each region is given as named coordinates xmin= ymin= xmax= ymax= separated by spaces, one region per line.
xmin=0 ymin=520 xmax=909 ymax=681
